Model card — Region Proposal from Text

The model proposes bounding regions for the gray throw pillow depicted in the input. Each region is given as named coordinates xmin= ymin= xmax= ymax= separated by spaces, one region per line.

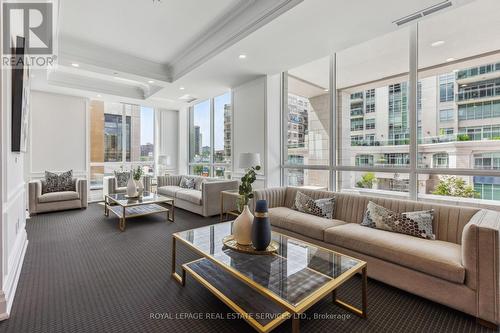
xmin=180 ymin=176 xmax=195 ymax=189
xmin=44 ymin=170 xmax=74 ymax=193
xmin=114 ymin=171 xmax=130 ymax=187
xmin=293 ymin=191 xmax=335 ymax=219
xmin=194 ymin=177 xmax=206 ymax=191
xmin=361 ymin=201 xmax=435 ymax=240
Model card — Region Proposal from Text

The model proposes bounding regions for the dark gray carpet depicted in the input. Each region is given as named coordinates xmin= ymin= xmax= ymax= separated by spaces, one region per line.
xmin=0 ymin=204 xmax=495 ymax=333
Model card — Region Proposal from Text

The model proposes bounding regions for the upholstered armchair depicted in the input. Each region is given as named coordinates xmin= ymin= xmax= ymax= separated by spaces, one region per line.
xmin=28 ymin=178 xmax=88 ymax=215
xmin=103 ymin=175 xmax=152 ymax=199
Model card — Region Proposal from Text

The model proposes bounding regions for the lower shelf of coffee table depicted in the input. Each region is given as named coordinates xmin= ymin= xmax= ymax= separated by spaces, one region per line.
xmin=108 ymin=203 xmax=168 ymax=219
xmin=182 ymin=258 xmax=290 ymax=333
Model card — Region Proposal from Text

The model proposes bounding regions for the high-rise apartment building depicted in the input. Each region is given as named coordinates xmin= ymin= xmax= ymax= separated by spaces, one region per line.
xmin=194 ymin=125 xmax=202 ymax=156
xmin=341 ymin=60 xmax=500 ymax=200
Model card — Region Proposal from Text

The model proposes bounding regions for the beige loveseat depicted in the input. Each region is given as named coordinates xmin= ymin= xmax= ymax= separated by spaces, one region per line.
xmin=254 ymin=186 xmax=500 ymax=328
xmin=157 ymin=175 xmax=238 ymax=217
xmin=29 ymin=178 xmax=88 ymax=215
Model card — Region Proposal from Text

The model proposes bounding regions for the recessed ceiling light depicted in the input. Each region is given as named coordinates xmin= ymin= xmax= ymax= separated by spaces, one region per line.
xmin=97 ymin=94 xmax=102 ymax=98
xmin=71 ymin=63 xmax=79 ymax=67
xmin=238 ymin=54 xmax=247 ymax=59
xmin=148 ymin=80 xmax=154 ymax=84
xmin=431 ymin=40 xmax=445 ymax=47
xmin=461 ymin=84 xmax=468 ymax=87
xmin=446 ymin=57 xmax=455 ymax=62
xmin=179 ymin=86 xmax=185 ymax=90
xmin=324 ymin=89 xmax=329 ymax=92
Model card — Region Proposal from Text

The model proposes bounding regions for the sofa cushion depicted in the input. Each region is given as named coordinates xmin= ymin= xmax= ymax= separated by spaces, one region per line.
xmin=157 ymin=186 xmax=183 ymax=198
xmin=176 ymin=189 xmax=202 ymax=205
xmin=269 ymin=207 xmax=346 ymax=241
xmin=324 ymin=223 xmax=465 ymax=283
xmin=38 ymin=191 xmax=80 ymax=203
xmin=44 ymin=170 xmax=74 ymax=193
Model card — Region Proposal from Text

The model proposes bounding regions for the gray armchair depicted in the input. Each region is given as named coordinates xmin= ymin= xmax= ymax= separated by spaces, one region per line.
xmin=28 ymin=178 xmax=88 ymax=215
xmin=103 ymin=175 xmax=152 ymax=200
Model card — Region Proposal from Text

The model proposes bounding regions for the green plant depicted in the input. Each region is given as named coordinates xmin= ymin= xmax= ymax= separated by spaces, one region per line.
xmin=132 ymin=166 xmax=144 ymax=181
xmin=238 ymin=165 xmax=261 ymax=211
xmin=432 ymin=176 xmax=479 ymax=198
xmin=457 ymin=134 xmax=471 ymax=141
xmin=356 ymin=172 xmax=377 ymax=189
xmin=491 ymin=136 xmax=500 ymax=140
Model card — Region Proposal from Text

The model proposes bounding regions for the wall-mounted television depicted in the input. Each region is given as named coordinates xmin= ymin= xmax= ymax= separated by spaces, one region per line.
xmin=11 ymin=36 xmax=30 ymax=152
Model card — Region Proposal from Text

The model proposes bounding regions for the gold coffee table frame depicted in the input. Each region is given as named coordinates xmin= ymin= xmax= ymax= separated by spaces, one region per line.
xmin=171 ymin=223 xmax=367 ymax=333
xmin=105 ymin=192 xmax=175 ymax=231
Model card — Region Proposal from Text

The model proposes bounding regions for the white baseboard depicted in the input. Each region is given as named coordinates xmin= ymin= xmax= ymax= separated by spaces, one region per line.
xmin=0 ymin=229 xmax=28 ymax=320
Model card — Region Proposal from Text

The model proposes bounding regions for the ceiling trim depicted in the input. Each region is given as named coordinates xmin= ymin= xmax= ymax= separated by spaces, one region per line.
xmin=169 ymin=0 xmax=304 ymax=81
xmin=47 ymin=71 xmax=146 ymax=99
xmin=58 ymin=36 xmax=171 ymax=82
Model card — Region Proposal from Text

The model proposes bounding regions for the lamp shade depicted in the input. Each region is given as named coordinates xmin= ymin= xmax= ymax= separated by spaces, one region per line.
xmin=238 ymin=153 xmax=261 ymax=169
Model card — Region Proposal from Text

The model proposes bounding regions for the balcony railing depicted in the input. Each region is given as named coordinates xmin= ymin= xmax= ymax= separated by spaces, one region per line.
xmin=457 ymin=86 xmax=500 ymax=102
xmin=456 ymin=62 xmax=500 ymax=80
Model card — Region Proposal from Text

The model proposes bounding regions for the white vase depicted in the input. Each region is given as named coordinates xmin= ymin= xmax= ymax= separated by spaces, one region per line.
xmin=136 ymin=178 xmax=144 ymax=194
xmin=233 ymin=205 xmax=253 ymax=246
xmin=126 ymin=171 xmax=138 ymax=197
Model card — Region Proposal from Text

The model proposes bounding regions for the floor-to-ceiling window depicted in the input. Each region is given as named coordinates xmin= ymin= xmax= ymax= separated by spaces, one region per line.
xmin=189 ymin=92 xmax=232 ymax=177
xmin=280 ymin=0 xmax=500 ymax=207
xmin=89 ymin=102 xmax=155 ymax=201
xmin=282 ymin=57 xmax=330 ymax=189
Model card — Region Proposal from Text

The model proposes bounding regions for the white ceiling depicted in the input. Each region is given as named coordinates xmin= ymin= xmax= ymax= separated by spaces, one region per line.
xmin=59 ymin=0 xmax=237 ymax=63
xmin=33 ymin=0 xmax=481 ymax=109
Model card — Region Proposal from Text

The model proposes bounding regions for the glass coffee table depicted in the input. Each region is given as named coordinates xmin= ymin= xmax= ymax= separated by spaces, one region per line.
xmin=172 ymin=222 xmax=367 ymax=333
xmin=104 ymin=192 xmax=174 ymax=231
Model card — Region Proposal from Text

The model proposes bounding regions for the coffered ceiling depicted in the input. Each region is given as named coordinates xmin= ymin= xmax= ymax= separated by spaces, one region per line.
xmin=32 ymin=0 xmax=478 ymax=109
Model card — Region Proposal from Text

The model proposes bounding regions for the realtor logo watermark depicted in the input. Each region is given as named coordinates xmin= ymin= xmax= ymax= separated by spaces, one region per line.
xmin=2 ymin=0 xmax=57 ymax=68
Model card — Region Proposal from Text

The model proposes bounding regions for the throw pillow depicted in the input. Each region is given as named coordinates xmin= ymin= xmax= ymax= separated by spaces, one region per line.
xmin=194 ymin=177 xmax=206 ymax=191
xmin=43 ymin=170 xmax=74 ymax=193
xmin=361 ymin=201 xmax=435 ymax=240
xmin=180 ymin=176 xmax=195 ymax=189
xmin=114 ymin=171 xmax=130 ymax=187
xmin=293 ymin=191 xmax=335 ymax=219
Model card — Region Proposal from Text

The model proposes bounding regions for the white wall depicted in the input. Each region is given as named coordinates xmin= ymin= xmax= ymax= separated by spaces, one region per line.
xmin=177 ymin=107 xmax=188 ymax=175
xmin=0 ymin=14 xmax=29 ymax=319
xmin=27 ymin=91 xmax=88 ymax=180
xmin=232 ymin=76 xmax=267 ymax=188
xmin=265 ymin=74 xmax=282 ymax=187
xmin=155 ymin=109 xmax=179 ymax=175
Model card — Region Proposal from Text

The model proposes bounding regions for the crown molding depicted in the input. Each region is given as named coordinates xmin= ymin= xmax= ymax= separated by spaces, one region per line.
xmin=58 ymin=36 xmax=171 ymax=82
xmin=47 ymin=71 xmax=146 ymax=99
xmin=169 ymin=0 xmax=303 ymax=81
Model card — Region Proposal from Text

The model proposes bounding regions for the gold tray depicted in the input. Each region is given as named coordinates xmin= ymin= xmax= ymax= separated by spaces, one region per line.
xmin=222 ymin=235 xmax=279 ymax=255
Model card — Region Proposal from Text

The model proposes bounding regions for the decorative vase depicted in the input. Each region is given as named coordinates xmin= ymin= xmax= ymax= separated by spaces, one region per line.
xmin=136 ymin=178 xmax=144 ymax=195
xmin=233 ymin=205 xmax=253 ymax=246
xmin=252 ymin=200 xmax=271 ymax=251
xmin=126 ymin=171 xmax=138 ymax=197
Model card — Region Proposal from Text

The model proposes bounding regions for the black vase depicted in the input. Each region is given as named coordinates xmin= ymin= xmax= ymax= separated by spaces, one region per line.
xmin=252 ymin=200 xmax=271 ymax=251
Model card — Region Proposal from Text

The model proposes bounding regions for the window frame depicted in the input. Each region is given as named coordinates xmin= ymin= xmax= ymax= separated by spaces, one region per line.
xmin=187 ymin=92 xmax=232 ymax=178
xmin=280 ymin=23 xmax=500 ymax=208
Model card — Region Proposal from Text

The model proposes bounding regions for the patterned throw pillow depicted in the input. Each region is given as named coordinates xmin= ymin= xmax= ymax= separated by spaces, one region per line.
xmin=43 ymin=170 xmax=74 ymax=193
xmin=293 ymin=191 xmax=335 ymax=219
xmin=361 ymin=201 xmax=435 ymax=240
xmin=179 ymin=176 xmax=195 ymax=189
xmin=114 ymin=171 xmax=130 ymax=187
xmin=194 ymin=177 xmax=206 ymax=191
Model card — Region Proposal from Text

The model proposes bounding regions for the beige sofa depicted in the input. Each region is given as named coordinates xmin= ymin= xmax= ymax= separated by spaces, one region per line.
xmin=29 ymin=178 xmax=88 ymax=215
xmin=254 ymin=186 xmax=500 ymax=328
xmin=157 ymin=175 xmax=238 ymax=217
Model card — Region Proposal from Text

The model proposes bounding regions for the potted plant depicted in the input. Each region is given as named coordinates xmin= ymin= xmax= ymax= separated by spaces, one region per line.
xmin=133 ymin=166 xmax=144 ymax=194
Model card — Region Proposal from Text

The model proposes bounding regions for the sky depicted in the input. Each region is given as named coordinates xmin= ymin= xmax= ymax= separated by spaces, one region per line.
xmin=140 ymin=106 xmax=154 ymax=144
xmin=193 ymin=92 xmax=230 ymax=149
